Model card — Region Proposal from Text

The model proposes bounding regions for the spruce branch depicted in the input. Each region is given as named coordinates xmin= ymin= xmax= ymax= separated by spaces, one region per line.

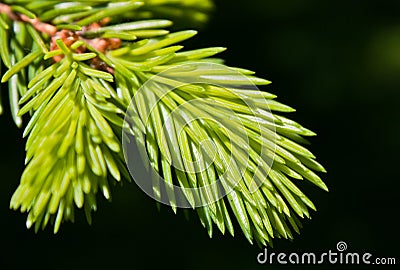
xmin=0 ymin=0 xmax=327 ymax=246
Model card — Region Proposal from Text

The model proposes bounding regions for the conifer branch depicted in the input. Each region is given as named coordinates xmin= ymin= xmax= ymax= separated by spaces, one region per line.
xmin=0 ymin=0 xmax=327 ymax=246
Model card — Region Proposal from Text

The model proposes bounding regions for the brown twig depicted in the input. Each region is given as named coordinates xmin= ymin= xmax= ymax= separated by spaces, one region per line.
xmin=0 ymin=2 xmax=120 ymax=72
xmin=20 ymin=14 xmax=57 ymax=35
xmin=0 ymin=2 xmax=18 ymax=20
xmin=0 ymin=2 xmax=56 ymax=35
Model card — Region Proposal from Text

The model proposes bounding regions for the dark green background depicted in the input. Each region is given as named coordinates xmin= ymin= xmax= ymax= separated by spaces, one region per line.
xmin=1 ymin=0 xmax=399 ymax=269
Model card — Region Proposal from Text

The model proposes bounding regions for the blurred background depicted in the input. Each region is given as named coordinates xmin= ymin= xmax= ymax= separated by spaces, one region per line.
xmin=1 ymin=0 xmax=399 ymax=269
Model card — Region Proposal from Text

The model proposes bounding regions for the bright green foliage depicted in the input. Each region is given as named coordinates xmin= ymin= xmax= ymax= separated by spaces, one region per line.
xmin=0 ymin=0 xmax=327 ymax=245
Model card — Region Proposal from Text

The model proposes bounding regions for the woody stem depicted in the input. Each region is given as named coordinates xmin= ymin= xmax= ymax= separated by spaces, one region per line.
xmin=0 ymin=2 xmax=56 ymax=35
